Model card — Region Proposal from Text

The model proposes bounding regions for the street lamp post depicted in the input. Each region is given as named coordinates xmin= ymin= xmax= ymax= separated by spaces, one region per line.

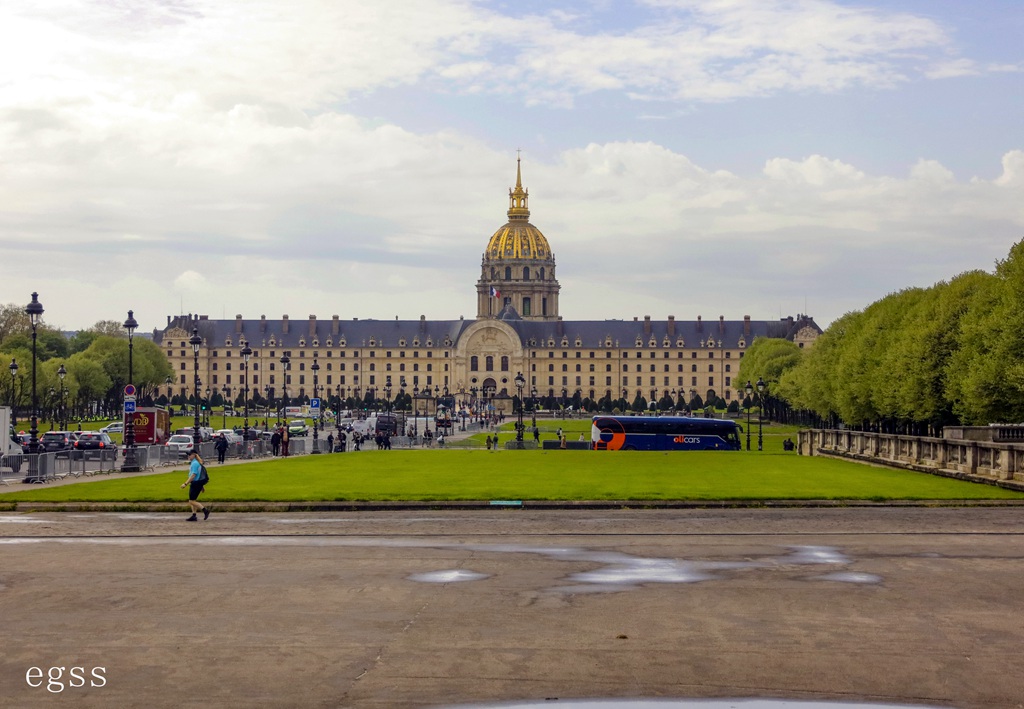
xmin=122 ymin=310 xmax=141 ymax=472
xmin=8 ymin=358 xmax=18 ymax=428
xmin=514 ymin=372 xmax=525 ymax=444
xmin=204 ymin=388 xmax=211 ymax=427
xmin=189 ymin=328 xmax=203 ymax=451
xmin=25 ymin=293 xmax=43 ymax=468
xmin=57 ymin=364 xmax=67 ymax=430
xmin=531 ymin=387 xmax=537 ymax=428
xmin=744 ymin=380 xmax=753 ymax=451
xmin=241 ymin=341 xmax=252 ymax=442
xmin=412 ymin=385 xmax=419 ymax=437
xmin=756 ymin=377 xmax=766 ymax=452
xmin=279 ymin=354 xmax=290 ymax=426
xmin=223 ymin=387 xmax=231 ymax=429
xmin=311 ymin=355 xmax=321 ymax=453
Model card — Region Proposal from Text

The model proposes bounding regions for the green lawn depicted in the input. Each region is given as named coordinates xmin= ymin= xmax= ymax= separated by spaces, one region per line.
xmin=4 ymin=447 xmax=1022 ymax=503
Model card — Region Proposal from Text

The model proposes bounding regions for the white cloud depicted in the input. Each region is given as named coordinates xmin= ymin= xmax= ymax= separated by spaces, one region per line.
xmin=0 ymin=0 xmax=1019 ymax=333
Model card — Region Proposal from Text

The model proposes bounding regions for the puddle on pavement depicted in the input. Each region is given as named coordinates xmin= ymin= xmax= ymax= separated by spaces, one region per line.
xmin=0 ymin=534 xmax=882 ymax=591
xmin=409 ymin=569 xmax=492 ymax=583
xmin=441 ymin=701 xmax=945 ymax=709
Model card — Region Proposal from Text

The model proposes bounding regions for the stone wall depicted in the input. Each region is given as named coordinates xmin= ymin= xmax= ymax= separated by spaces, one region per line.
xmin=797 ymin=429 xmax=1024 ymax=492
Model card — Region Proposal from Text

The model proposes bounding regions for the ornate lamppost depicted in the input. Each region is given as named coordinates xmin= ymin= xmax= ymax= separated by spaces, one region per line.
xmin=412 ymin=385 xmax=419 ymax=437
xmin=8 ymin=358 xmax=18 ymax=428
xmin=311 ymin=355 xmax=321 ymax=453
xmin=189 ymin=328 xmax=202 ymax=448
xmin=121 ymin=311 xmax=141 ymax=471
xmin=514 ymin=371 xmax=525 ymax=443
xmin=756 ymin=377 xmax=766 ymax=452
xmin=241 ymin=340 xmax=252 ymax=441
xmin=384 ymin=376 xmax=392 ymax=420
xmin=223 ymin=386 xmax=231 ymax=429
xmin=531 ymin=386 xmax=537 ymax=428
xmin=57 ymin=364 xmax=67 ymax=430
xmin=279 ymin=353 xmax=290 ymax=425
xmin=744 ymin=380 xmax=753 ymax=451
xmin=25 ymin=293 xmax=43 ymax=464
xmin=204 ymin=387 xmax=211 ymax=426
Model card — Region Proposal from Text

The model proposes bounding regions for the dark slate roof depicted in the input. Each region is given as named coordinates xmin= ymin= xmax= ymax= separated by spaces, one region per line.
xmin=157 ymin=314 xmax=821 ymax=350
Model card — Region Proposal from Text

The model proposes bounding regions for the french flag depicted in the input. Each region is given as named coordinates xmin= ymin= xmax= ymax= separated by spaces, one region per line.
xmin=490 ymin=287 xmax=501 ymax=298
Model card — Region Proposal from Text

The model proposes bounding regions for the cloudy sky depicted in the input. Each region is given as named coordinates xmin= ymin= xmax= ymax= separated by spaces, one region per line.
xmin=2 ymin=0 xmax=1022 ymax=334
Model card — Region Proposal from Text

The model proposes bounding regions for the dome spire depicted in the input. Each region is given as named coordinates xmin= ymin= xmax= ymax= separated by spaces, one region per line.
xmin=508 ymin=151 xmax=529 ymax=221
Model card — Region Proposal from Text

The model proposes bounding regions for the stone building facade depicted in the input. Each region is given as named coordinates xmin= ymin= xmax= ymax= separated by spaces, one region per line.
xmin=155 ymin=160 xmax=820 ymax=412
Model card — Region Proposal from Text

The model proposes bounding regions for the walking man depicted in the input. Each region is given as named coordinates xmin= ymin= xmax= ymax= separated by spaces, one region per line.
xmin=180 ymin=451 xmax=210 ymax=522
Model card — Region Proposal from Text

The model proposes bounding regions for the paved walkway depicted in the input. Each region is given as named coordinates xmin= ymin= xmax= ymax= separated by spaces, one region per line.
xmin=1 ymin=507 xmax=1021 ymax=708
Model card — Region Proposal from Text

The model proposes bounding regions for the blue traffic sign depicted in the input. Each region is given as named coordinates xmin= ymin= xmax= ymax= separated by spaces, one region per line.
xmin=310 ymin=398 xmax=321 ymax=409
xmin=124 ymin=401 xmax=137 ymax=413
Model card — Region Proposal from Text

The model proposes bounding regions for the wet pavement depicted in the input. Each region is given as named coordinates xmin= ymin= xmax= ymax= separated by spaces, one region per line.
xmin=1 ymin=508 xmax=1022 ymax=708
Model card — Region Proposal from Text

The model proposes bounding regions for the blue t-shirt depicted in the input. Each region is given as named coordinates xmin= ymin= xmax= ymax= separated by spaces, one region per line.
xmin=189 ymin=458 xmax=202 ymax=482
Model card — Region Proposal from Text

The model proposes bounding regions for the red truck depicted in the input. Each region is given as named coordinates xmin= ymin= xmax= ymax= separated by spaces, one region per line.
xmin=124 ymin=407 xmax=171 ymax=445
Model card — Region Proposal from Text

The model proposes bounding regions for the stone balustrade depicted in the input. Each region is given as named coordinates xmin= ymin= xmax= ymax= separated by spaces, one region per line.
xmin=797 ymin=428 xmax=1024 ymax=491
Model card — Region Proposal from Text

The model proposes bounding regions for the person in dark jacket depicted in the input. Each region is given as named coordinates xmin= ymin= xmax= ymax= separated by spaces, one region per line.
xmin=214 ymin=434 xmax=228 ymax=464
xmin=270 ymin=429 xmax=281 ymax=456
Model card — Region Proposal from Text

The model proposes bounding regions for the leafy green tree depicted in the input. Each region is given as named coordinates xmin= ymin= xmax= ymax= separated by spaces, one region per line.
xmin=735 ymin=337 xmax=803 ymax=397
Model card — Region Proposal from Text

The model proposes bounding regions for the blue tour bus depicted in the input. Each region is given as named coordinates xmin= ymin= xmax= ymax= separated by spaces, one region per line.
xmin=591 ymin=415 xmax=742 ymax=451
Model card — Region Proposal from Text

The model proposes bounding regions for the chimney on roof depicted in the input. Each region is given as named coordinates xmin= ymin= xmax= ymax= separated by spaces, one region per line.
xmin=743 ymin=315 xmax=751 ymax=337
xmin=260 ymin=315 xmax=267 ymax=333
xmin=696 ymin=315 xmax=703 ymax=332
xmin=282 ymin=315 xmax=289 ymax=334
xmin=235 ymin=315 xmax=243 ymax=334
xmin=668 ymin=315 xmax=676 ymax=337
xmin=309 ymin=315 xmax=316 ymax=337
xmin=419 ymin=315 xmax=427 ymax=334
xmin=557 ymin=320 xmax=564 ymax=338
xmin=719 ymin=315 xmax=725 ymax=334
xmin=332 ymin=315 xmax=339 ymax=335
xmin=643 ymin=315 xmax=651 ymax=336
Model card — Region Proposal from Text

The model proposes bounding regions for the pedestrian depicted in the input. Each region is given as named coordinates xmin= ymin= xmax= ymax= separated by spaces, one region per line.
xmin=339 ymin=430 xmax=347 ymax=452
xmin=180 ymin=451 xmax=210 ymax=522
xmin=485 ymin=434 xmax=492 ymax=451
xmin=214 ymin=434 xmax=228 ymax=464
xmin=326 ymin=432 xmax=334 ymax=453
xmin=533 ymin=426 xmax=539 ymax=443
xmin=556 ymin=427 xmax=562 ymax=440
xmin=270 ymin=429 xmax=281 ymax=456
xmin=560 ymin=435 xmax=567 ymax=449
xmin=281 ymin=427 xmax=290 ymax=456
xmin=437 ymin=433 xmax=444 ymax=447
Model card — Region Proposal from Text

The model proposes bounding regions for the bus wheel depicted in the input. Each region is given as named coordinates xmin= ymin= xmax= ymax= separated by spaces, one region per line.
xmin=623 ymin=445 xmax=637 ymax=451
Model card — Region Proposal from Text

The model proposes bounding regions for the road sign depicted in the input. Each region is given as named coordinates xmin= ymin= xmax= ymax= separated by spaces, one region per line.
xmin=124 ymin=384 xmax=136 ymax=397
xmin=124 ymin=401 xmax=137 ymax=413
xmin=310 ymin=398 xmax=321 ymax=410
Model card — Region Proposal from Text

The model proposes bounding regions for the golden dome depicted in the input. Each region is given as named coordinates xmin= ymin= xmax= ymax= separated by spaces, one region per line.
xmin=483 ymin=158 xmax=553 ymax=262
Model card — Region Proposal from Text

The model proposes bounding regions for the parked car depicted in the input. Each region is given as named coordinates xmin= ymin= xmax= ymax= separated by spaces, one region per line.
xmin=165 ymin=434 xmax=196 ymax=457
xmin=40 ymin=431 xmax=81 ymax=457
xmin=288 ymin=419 xmax=309 ymax=436
xmin=214 ymin=429 xmax=243 ymax=444
xmin=74 ymin=431 xmax=117 ymax=459
xmin=100 ymin=422 xmax=124 ymax=435
xmin=16 ymin=433 xmax=33 ymax=453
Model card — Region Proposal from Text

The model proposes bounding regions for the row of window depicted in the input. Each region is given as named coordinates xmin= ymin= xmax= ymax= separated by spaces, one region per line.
xmin=533 ymin=376 xmax=733 ymax=392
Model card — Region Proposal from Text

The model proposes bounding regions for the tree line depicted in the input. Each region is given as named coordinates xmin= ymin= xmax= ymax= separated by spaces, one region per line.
xmin=736 ymin=239 xmax=1024 ymax=432
xmin=0 ymin=307 xmax=172 ymax=426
